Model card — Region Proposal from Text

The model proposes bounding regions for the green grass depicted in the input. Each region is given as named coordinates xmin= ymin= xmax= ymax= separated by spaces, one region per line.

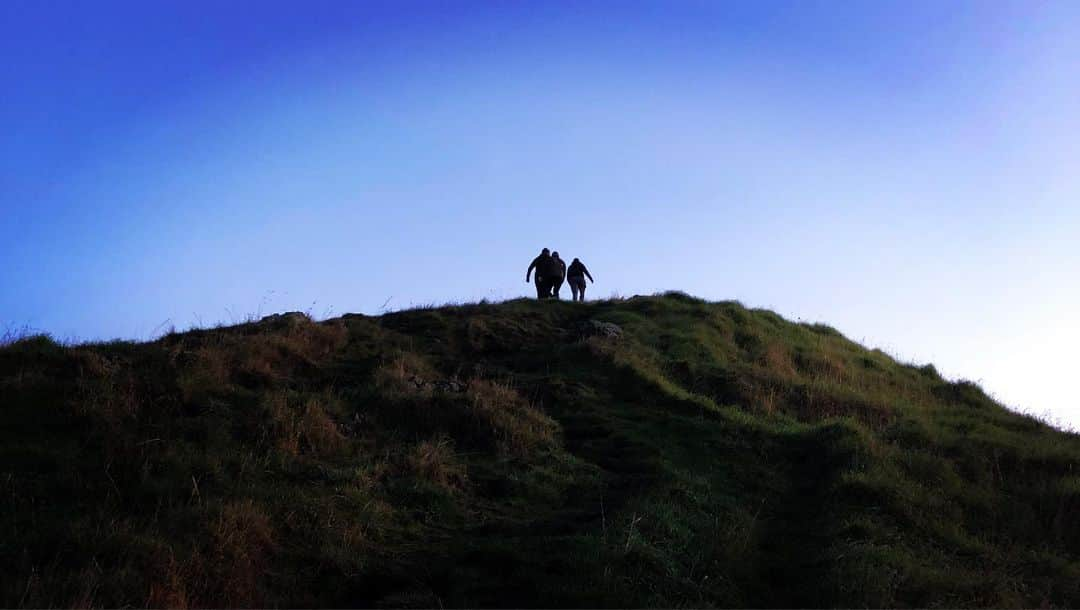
xmin=1 ymin=294 xmax=1078 ymax=607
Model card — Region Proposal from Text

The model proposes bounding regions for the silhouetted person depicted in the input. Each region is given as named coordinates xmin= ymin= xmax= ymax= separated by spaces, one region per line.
xmin=526 ymin=248 xmax=555 ymax=299
xmin=550 ymin=252 xmax=567 ymax=299
xmin=567 ymin=258 xmax=594 ymax=302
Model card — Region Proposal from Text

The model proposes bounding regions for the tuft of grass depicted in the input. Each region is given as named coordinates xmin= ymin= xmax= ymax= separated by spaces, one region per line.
xmin=465 ymin=378 xmax=557 ymax=456
xmin=407 ymin=436 xmax=468 ymax=492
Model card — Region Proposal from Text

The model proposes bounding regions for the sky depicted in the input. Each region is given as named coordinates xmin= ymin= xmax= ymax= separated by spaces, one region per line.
xmin=1 ymin=1 xmax=1078 ymax=427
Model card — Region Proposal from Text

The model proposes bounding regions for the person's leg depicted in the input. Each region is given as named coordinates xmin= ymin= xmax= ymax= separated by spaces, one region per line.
xmin=554 ymin=278 xmax=564 ymax=299
xmin=570 ymin=277 xmax=584 ymax=301
xmin=570 ymin=281 xmax=580 ymax=301
xmin=579 ymin=283 xmax=586 ymax=301
xmin=535 ymin=278 xmax=546 ymax=299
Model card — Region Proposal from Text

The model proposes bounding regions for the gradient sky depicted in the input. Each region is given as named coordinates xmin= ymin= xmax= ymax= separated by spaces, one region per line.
xmin=2 ymin=1 xmax=1078 ymax=427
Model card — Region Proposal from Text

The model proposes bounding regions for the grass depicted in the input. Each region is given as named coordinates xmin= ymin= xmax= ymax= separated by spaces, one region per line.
xmin=1 ymin=293 xmax=1078 ymax=607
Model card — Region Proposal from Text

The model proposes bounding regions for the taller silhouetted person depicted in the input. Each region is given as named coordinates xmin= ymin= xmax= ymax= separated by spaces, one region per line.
xmin=566 ymin=258 xmax=594 ymax=302
xmin=550 ymin=252 xmax=567 ymax=299
xmin=526 ymin=248 xmax=554 ymax=299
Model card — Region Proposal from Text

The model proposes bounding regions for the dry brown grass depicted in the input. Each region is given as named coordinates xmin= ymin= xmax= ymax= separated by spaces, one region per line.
xmin=171 ymin=316 xmax=347 ymax=396
xmin=372 ymin=351 xmax=439 ymax=399
xmin=73 ymin=354 xmax=141 ymax=426
xmin=353 ymin=459 xmax=396 ymax=493
xmin=407 ymin=437 xmax=468 ymax=492
xmin=793 ymin=382 xmax=896 ymax=430
xmin=266 ymin=392 xmax=300 ymax=454
xmin=71 ymin=348 xmax=114 ymax=377
xmin=211 ymin=500 xmax=275 ymax=607
xmin=585 ymin=334 xmax=619 ymax=358
xmin=370 ymin=355 xmax=557 ymax=458
xmin=266 ymin=392 xmax=347 ymax=457
xmin=237 ymin=319 xmax=347 ymax=383
xmin=748 ymin=381 xmax=783 ymax=415
xmin=143 ymin=499 xmax=274 ymax=609
xmin=146 ymin=552 xmax=194 ymax=609
xmin=793 ymin=344 xmax=849 ymax=386
xmin=289 ymin=318 xmax=349 ymax=359
xmin=341 ymin=523 xmax=367 ymax=550
xmin=466 ymin=317 xmax=493 ymax=352
xmin=300 ymin=397 xmax=347 ymax=457
xmin=817 ymin=351 xmax=848 ymax=385
xmin=465 ymin=379 xmax=556 ymax=456
xmin=465 ymin=315 xmax=532 ymax=352
xmin=761 ymin=342 xmax=797 ymax=378
xmin=177 ymin=345 xmax=231 ymax=402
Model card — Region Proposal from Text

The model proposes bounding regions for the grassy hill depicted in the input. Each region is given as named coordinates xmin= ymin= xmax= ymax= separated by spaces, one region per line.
xmin=2 ymin=293 xmax=1078 ymax=608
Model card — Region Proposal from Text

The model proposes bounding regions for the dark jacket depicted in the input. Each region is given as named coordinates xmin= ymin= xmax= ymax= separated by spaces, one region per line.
xmin=567 ymin=260 xmax=593 ymax=281
xmin=551 ymin=256 xmax=567 ymax=280
xmin=527 ymin=253 xmax=555 ymax=281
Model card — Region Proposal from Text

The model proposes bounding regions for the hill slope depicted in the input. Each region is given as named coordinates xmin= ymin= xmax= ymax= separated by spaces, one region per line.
xmin=2 ymin=293 xmax=1078 ymax=607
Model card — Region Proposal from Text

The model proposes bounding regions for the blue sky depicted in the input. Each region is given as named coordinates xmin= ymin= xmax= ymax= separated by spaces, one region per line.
xmin=2 ymin=1 xmax=1078 ymax=427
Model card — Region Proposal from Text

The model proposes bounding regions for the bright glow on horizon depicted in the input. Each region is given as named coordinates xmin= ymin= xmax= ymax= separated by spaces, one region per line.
xmin=1 ymin=1 xmax=1078 ymax=427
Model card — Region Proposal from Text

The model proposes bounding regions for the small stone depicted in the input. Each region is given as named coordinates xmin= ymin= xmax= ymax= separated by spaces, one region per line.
xmin=577 ymin=320 xmax=623 ymax=340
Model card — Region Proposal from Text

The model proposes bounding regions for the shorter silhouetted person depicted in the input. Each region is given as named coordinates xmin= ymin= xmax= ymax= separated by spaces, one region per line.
xmin=567 ymin=257 xmax=593 ymax=302
xmin=526 ymin=248 xmax=554 ymax=299
xmin=550 ymin=251 xmax=567 ymax=299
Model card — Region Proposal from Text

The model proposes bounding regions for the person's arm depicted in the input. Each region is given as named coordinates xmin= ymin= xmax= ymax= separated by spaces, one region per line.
xmin=526 ymin=259 xmax=537 ymax=282
xmin=584 ymin=266 xmax=594 ymax=282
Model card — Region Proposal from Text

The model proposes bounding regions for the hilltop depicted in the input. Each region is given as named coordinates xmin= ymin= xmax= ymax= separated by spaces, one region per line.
xmin=2 ymin=293 xmax=1078 ymax=607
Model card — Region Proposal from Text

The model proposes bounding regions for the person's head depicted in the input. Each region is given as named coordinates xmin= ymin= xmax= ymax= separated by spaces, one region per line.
xmin=541 ymin=248 xmax=550 ymax=255
xmin=552 ymin=251 xmax=560 ymax=259
xmin=572 ymin=258 xmax=580 ymax=263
